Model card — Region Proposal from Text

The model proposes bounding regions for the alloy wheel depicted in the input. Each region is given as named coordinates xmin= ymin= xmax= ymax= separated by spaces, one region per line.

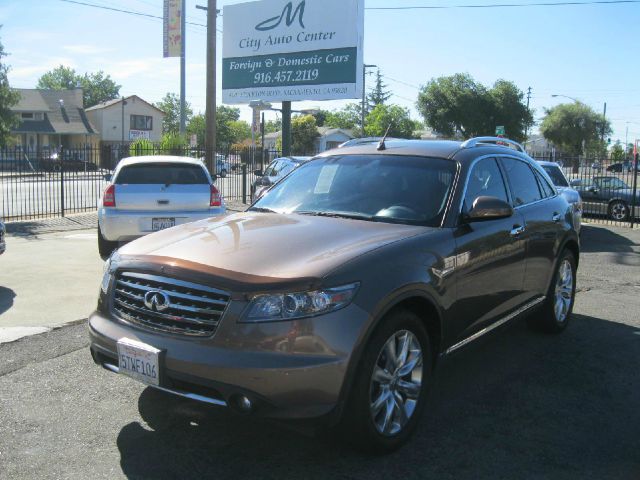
xmin=369 ymin=330 xmax=423 ymax=436
xmin=610 ymin=202 xmax=628 ymax=221
xmin=554 ymin=259 xmax=574 ymax=324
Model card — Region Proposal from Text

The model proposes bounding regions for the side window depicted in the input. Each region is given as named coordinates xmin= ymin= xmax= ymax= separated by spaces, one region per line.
xmin=501 ymin=158 xmax=543 ymax=207
xmin=534 ymin=170 xmax=555 ymax=198
xmin=464 ymin=158 xmax=509 ymax=211
xmin=278 ymin=161 xmax=295 ymax=178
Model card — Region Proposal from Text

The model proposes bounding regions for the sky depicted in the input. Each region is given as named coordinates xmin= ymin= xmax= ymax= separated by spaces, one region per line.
xmin=1 ymin=0 xmax=639 ymax=144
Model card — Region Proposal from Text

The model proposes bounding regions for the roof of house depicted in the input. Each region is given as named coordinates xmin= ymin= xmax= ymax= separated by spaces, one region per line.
xmin=317 ymin=127 xmax=354 ymax=138
xmin=12 ymin=89 xmax=98 ymax=136
xmin=85 ymin=95 xmax=165 ymax=115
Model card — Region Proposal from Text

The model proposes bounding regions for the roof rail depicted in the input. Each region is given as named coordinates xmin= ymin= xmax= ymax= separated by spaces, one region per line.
xmin=461 ymin=137 xmax=525 ymax=153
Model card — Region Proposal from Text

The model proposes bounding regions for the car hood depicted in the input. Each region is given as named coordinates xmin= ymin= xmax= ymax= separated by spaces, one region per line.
xmin=116 ymin=212 xmax=430 ymax=288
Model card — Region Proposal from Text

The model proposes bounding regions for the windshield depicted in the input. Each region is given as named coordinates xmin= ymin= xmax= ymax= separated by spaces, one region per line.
xmin=595 ymin=177 xmax=629 ymax=190
xmin=542 ymin=165 xmax=569 ymax=187
xmin=251 ymin=155 xmax=457 ymax=226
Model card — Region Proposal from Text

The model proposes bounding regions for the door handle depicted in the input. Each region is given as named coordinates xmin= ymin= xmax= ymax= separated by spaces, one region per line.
xmin=552 ymin=213 xmax=562 ymax=223
xmin=510 ymin=225 xmax=525 ymax=237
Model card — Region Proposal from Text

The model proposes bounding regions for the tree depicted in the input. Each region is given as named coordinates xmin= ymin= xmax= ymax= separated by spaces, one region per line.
xmin=228 ymin=120 xmax=251 ymax=144
xmin=610 ymin=141 xmax=625 ymax=162
xmin=155 ymin=93 xmax=193 ymax=135
xmin=540 ymin=102 xmax=611 ymax=160
xmin=310 ymin=109 xmax=330 ymax=127
xmin=325 ymin=103 xmax=361 ymax=132
xmin=36 ymin=65 xmax=120 ymax=108
xmin=186 ymin=106 xmax=247 ymax=148
xmin=276 ymin=115 xmax=319 ymax=154
xmin=416 ymin=73 xmax=532 ymax=141
xmin=186 ymin=113 xmax=205 ymax=146
xmin=0 ymin=31 xmax=20 ymax=146
xmin=364 ymin=104 xmax=421 ymax=139
xmin=367 ymin=69 xmax=392 ymax=110
xmin=264 ymin=118 xmax=282 ymax=134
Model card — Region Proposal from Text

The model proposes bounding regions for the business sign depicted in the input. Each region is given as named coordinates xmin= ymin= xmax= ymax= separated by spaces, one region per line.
xmin=495 ymin=126 xmax=505 ymax=136
xmin=222 ymin=0 xmax=364 ymax=104
xmin=130 ymin=130 xmax=150 ymax=141
xmin=163 ymin=0 xmax=182 ymax=58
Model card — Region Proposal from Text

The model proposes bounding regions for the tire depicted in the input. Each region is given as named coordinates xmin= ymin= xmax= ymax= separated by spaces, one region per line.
xmin=608 ymin=200 xmax=629 ymax=222
xmin=527 ymin=250 xmax=577 ymax=334
xmin=220 ymin=169 xmax=227 ymax=178
xmin=340 ymin=309 xmax=432 ymax=454
xmin=98 ymin=225 xmax=118 ymax=259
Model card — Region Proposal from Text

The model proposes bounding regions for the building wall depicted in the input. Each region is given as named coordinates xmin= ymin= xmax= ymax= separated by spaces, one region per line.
xmin=87 ymin=97 xmax=163 ymax=142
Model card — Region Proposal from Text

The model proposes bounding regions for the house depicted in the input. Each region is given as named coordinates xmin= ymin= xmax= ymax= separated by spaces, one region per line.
xmin=85 ymin=95 xmax=165 ymax=144
xmin=262 ymin=127 xmax=355 ymax=153
xmin=10 ymin=88 xmax=99 ymax=154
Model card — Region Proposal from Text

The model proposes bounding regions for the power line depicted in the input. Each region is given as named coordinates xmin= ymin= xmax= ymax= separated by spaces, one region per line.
xmin=366 ymin=1 xmax=640 ymax=10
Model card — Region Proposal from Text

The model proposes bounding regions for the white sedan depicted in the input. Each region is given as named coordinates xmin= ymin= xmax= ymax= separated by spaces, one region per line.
xmin=97 ymin=156 xmax=226 ymax=258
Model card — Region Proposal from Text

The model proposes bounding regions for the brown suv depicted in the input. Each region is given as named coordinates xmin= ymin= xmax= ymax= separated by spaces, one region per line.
xmin=89 ymin=137 xmax=579 ymax=452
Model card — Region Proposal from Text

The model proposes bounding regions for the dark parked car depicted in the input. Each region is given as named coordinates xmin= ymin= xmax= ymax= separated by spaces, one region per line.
xmin=251 ymin=156 xmax=311 ymax=201
xmin=573 ymin=175 xmax=639 ymax=221
xmin=0 ymin=218 xmax=5 ymax=255
xmin=39 ymin=149 xmax=98 ymax=172
xmin=90 ymin=137 xmax=579 ymax=452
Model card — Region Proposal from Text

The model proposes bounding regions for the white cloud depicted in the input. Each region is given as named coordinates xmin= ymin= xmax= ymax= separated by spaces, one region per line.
xmin=62 ymin=44 xmax=114 ymax=55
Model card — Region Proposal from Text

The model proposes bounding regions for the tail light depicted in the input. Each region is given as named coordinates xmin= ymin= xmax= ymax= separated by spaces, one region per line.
xmin=103 ymin=184 xmax=116 ymax=207
xmin=210 ymin=184 xmax=222 ymax=207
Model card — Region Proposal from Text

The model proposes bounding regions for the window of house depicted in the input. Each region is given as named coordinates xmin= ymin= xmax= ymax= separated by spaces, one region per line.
xmin=21 ymin=113 xmax=34 ymax=119
xmin=130 ymin=115 xmax=153 ymax=131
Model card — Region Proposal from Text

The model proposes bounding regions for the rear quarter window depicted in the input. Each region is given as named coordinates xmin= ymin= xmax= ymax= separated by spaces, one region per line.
xmin=115 ymin=163 xmax=209 ymax=185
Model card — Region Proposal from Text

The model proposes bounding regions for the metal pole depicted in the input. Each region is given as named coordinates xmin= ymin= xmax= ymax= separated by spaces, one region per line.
xmin=205 ymin=0 xmax=217 ymax=172
xmin=261 ymin=112 xmax=265 ymax=169
xmin=631 ymin=152 xmax=638 ymax=228
xmin=180 ymin=0 xmax=187 ymax=136
xmin=601 ymin=102 xmax=607 ymax=144
xmin=361 ymin=64 xmax=366 ymax=136
xmin=282 ymin=101 xmax=291 ymax=157
xmin=121 ymin=97 xmax=125 ymax=143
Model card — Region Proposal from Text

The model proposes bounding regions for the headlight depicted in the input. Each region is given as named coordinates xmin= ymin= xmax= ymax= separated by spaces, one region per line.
xmin=242 ymin=283 xmax=360 ymax=323
xmin=100 ymin=253 xmax=118 ymax=294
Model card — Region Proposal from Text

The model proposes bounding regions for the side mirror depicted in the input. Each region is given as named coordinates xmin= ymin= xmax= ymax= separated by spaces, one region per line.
xmin=466 ymin=196 xmax=514 ymax=221
xmin=254 ymin=169 xmax=263 ymax=176
xmin=103 ymin=173 xmax=112 ymax=182
xmin=569 ymin=179 xmax=581 ymax=187
xmin=588 ymin=186 xmax=599 ymax=194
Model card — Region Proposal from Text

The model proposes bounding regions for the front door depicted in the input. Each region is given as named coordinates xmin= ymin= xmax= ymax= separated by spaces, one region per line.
xmin=450 ymin=157 xmax=527 ymax=343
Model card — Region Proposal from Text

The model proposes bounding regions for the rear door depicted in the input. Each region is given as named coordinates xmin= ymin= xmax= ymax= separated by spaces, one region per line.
xmin=500 ymin=157 xmax=564 ymax=298
xmin=114 ymin=162 xmax=212 ymax=212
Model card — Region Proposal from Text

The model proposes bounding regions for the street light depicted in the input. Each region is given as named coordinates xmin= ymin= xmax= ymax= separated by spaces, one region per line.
xmin=551 ymin=94 xmax=580 ymax=103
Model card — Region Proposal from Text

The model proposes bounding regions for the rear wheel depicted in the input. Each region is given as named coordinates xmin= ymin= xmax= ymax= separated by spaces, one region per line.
xmin=341 ymin=309 xmax=432 ymax=453
xmin=98 ymin=225 xmax=118 ymax=259
xmin=527 ymin=250 xmax=576 ymax=333
xmin=608 ymin=201 xmax=629 ymax=221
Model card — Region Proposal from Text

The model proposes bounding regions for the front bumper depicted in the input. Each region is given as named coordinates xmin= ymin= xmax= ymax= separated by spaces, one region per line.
xmin=89 ymin=302 xmax=369 ymax=420
xmin=98 ymin=207 xmax=225 ymax=242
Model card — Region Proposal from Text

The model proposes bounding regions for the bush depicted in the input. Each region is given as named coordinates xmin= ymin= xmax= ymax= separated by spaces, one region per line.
xmin=129 ymin=139 xmax=155 ymax=157
xmin=158 ymin=133 xmax=187 ymax=155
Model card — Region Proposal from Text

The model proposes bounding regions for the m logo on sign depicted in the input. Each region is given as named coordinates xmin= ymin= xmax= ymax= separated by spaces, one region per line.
xmin=255 ymin=1 xmax=305 ymax=31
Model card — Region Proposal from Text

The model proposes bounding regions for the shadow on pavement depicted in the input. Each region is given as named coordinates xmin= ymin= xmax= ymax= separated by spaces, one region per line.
xmin=580 ymin=224 xmax=638 ymax=253
xmin=117 ymin=315 xmax=640 ymax=479
xmin=0 ymin=286 xmax=16 ymax=316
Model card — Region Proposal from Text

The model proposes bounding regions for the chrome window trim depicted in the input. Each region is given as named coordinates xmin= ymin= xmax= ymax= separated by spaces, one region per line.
xmin=457 ymin=153 xmax=511 ymax=218
xmin=445 ymin=296 xmax=546 ymax=354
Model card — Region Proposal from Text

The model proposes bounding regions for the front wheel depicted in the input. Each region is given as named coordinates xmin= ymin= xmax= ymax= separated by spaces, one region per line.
xmin=527 ymin=250 xmax=577 ymax=334
xmin=341 ymin=309 xmax=432 ymax=453
xmin=608 ymin=201 xmax=629 ymax=221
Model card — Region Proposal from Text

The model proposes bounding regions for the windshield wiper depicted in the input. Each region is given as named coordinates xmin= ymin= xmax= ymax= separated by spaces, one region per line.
xmin=248 ymin=207 xmax=278 ymax=213
xmin=295 ymin=211 xmax=373 ymax=221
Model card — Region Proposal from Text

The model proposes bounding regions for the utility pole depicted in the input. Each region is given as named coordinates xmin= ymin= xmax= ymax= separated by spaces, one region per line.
xmin=180 ymin=0 xmax=186 ymax=135
xmin=282 ymin=101 xmax=292 ymax=157
xmin=361 ymin=64 xmax=377 ymax=136
xmin=601 ymin=102 xmax=607 ymax=144
xmin=203 ymin=0 xmax=217 ymax=172
xmin=525 ymin=86 xmax=532 ymax=140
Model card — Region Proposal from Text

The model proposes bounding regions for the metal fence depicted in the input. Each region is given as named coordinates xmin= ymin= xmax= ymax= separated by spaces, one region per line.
xmin=0 ymin=144 xmax=307 ymax=221
xmin=531 ymin=155 xmax=639 ymax=228
xmin=1 ymin=145 xmax=637 ymax=227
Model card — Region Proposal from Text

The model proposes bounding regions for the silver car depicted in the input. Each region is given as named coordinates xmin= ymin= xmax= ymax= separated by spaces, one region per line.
xmin=538 ymin=161 xmax=583 ymax=234
xmin=0 ymin=218 xmax=5 ymax=255
xmin=97 ymin=156 xmax=225 ymax=258
xmin=251 ymin=156 xmax=311 ymax=201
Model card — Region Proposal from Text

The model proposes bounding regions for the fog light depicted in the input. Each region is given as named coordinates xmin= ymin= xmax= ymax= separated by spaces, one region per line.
xmin=237 ymin=395 xmax=252 ymax=412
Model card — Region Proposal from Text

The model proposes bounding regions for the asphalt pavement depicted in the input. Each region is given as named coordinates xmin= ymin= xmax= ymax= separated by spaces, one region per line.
xmin=0 ymin=223 xmax=638 ymax=479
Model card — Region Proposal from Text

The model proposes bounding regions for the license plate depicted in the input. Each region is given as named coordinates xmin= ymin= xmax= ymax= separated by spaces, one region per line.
xmin=152 ymin=218 xmax=175 ymax=231
xmin=117 ymin=338 xmax=161 ymax=386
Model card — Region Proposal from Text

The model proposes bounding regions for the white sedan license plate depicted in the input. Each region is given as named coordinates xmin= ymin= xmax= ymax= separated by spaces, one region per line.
xmin=117 ymin=338 xmax=161 ymax=386
xmin=152 ymin=217 xmax=175 ymax=231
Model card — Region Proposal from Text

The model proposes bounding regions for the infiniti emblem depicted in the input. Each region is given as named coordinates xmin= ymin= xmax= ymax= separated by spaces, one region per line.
xmin=144 ymin=290 xmax=171 ymax=312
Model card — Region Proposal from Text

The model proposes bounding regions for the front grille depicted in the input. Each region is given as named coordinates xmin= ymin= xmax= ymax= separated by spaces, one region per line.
xmin=112 ymin=271 xmax=230 ymax=337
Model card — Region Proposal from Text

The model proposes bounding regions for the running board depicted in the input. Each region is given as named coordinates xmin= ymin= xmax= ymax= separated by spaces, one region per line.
xmin=445 ymin=296 xmax=546 ymax=355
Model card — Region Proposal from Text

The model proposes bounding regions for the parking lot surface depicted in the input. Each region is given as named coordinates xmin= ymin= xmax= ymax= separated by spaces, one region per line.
xmin=0 ymin=223 xmax=638 ymax=479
